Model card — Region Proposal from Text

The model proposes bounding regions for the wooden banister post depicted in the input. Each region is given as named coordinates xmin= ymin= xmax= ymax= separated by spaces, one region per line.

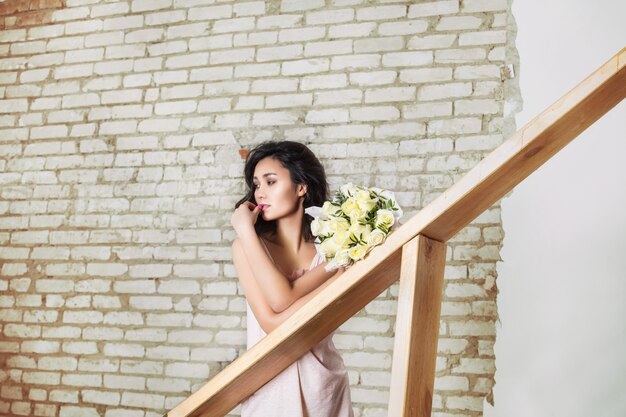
xmin=388 ymin=234 xmax=446 ymax=417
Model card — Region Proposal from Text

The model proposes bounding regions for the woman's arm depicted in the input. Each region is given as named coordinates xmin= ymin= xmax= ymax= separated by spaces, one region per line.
xmin=232 ymin=237 xmax=344 ymax=334
xmin=288 ymin=263 xmax=345 ymax=310
xmin=234 ymin=230 xmax=338 ymax=312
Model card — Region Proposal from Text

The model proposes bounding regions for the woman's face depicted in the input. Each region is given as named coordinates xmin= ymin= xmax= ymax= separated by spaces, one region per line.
xmin=252 ymin=157 xmax=306 ymax=221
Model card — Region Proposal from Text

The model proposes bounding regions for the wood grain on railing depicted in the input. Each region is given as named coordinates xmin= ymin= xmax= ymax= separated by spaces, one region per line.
xmin=387 ymin=235 xmax=446 ymax=417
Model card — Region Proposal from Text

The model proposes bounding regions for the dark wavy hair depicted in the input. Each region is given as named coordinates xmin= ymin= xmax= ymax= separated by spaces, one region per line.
xmin=235 ymin=140 xmax=330 ymax=242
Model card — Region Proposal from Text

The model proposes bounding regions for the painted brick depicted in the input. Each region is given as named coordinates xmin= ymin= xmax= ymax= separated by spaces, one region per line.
xmin=1 ymin=2 xmax=512 ymax=415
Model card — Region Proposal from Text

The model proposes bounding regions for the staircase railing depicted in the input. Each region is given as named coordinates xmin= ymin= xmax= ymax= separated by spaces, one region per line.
xmin=165 ymin=46 xmax=625 ymax=417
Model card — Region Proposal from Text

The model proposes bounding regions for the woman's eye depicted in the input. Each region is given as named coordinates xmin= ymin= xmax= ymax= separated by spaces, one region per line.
xmin=254 ymin=181 xmax=274 ymax=189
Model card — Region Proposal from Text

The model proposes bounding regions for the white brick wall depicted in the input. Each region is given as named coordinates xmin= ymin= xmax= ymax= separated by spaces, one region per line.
xmin=0 ymin=0 xmax=516 ymax=416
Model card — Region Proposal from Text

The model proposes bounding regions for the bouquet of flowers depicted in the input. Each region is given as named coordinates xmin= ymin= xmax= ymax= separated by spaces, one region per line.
xmin=304 ymin=183 xmax=403 ymax=272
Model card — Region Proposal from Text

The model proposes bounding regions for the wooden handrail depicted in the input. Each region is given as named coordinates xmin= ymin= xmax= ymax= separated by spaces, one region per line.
xmin=165 ymin=46 xmax=625 ymax=417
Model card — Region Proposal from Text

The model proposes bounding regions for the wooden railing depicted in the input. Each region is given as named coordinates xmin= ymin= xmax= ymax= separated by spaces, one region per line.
xmin=165 ymin=46 xmax=625 ymax=417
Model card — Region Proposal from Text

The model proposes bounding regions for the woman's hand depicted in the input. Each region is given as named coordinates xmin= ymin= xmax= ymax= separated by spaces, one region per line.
xmin=231 ymin=201 xmax=263 ymax=237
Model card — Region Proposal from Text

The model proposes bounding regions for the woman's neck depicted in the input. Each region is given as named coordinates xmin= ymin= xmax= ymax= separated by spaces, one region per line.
xmin=264 ymin=200 xmax=310 ymax=254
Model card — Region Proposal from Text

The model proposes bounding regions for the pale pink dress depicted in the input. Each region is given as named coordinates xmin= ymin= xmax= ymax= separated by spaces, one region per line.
xmin=240 ymin=238 xmax=353 ymax=417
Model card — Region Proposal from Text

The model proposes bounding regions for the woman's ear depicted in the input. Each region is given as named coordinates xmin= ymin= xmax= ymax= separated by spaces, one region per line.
xmin=297 ymin=183 xmax=307 ymax=198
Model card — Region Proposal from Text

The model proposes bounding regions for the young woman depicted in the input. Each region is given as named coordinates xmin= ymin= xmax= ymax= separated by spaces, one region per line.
xmin=230 ymin=140 xmax=354 ymax=417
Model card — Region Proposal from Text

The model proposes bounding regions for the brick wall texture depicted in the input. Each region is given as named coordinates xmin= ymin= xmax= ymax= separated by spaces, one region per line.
xmin=0 ymin=0 xmax=517 ymax=416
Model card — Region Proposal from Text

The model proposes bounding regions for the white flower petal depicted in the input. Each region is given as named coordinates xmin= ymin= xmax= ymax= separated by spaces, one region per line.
xmin=305 ymin=205 xmax=324 ymax=218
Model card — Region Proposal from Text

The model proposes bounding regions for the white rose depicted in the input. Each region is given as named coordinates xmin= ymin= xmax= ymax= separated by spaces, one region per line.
xmin=311 ymin=217 xmax=335 ymax=238
xmin=320 ymin=238 xmax=341 ymax=258
xmin=332 ymin=228 xmax=351 ymax=246
xmin=321 ymin=219 xmax=334 ymax=236
xmin=334 ymin=248 xmax=353 ymax=267
xmin=340 ymin=183 xmax=359 ymax=197
xmin=348 ymin=207 xmax=367 ymax=222
xmin=310 ymin=219 xmax=321 ymax=236
xmin=356 ymin=190 xmax=377 ymax=212
xmin=329 ymin=216 xmax=350 ymax=233
xmin=370 ymin=187 xmax=403 ymax=223
xmin=341 ymin=197 xmax=360 ymax=217
xmin=375 ymin=209 xmax=395 ymax=228
xmin=348 ymin=244 xmax=369 ymax=261
xmin=368 ymin=229 xmax=386 ymax=246
xmin=349 ymin=222 xmax=372 ymax=244
xmin=322 ymin=201 xmax=342 ymax=217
